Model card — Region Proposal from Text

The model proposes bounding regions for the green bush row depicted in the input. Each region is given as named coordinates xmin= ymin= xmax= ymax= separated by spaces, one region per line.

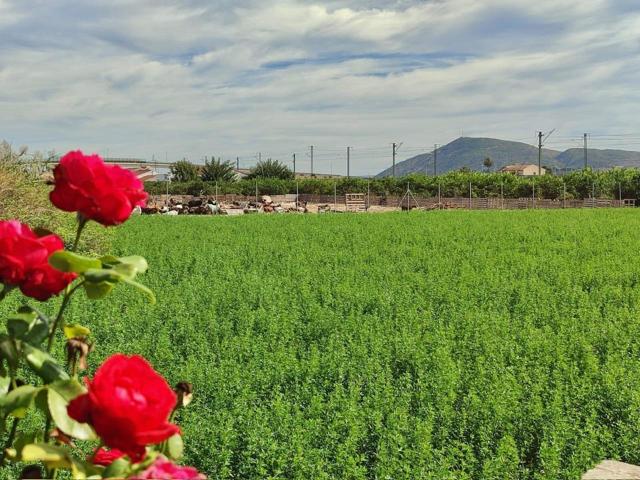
xmin=145 ymin=169 xmax=640 ymax=199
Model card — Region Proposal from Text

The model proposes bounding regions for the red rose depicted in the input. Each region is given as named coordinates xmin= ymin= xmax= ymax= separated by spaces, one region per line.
xmin=128 ymin=456 xmax=206 ymax=479
xmin=50 ymin=151 xmax=147 ymax=226
xmin=0 ymin=221 xmax=76 ymax=300
xmin=68 ymin=354 xmax=179 ymax=462
xmin=91 ymin=447 xmax=125 ymax=466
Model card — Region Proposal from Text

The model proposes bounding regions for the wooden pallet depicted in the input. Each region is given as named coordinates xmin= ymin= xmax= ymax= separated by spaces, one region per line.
xmin=345 ymin=193 xmax=367 ymax=212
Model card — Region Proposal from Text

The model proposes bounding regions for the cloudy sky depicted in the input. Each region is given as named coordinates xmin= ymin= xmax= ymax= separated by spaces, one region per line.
xmin=1 ymin=0 xmax=639 ymax=175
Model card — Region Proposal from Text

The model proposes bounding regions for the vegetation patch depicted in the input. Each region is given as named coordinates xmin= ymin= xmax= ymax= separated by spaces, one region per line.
xmin=17 ymin=209 xmax=640 ymax=479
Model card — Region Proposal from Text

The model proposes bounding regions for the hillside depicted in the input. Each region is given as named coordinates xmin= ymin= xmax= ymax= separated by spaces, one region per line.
xmin=556 ymin=148 xmax=640 ymax=169
xmin=376 ymin=137 xmax=640 ymax=177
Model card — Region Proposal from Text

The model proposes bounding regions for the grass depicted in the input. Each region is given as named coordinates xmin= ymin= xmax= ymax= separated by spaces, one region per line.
xmin=5 ymin=209 xmax=640 ymax=479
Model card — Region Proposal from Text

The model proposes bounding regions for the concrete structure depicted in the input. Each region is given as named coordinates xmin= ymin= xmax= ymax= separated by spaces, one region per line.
xmin=583 ymin=460 xmax=640 ymax=479
xmin=500 ymin=163 xmax=546 ymax=176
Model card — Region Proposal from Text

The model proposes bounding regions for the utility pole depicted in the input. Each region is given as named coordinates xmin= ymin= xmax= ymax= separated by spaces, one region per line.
xmin=583 ymin=133 xmax=588 ymax=169
xmin=537 ymin=131 xmax=543 ymax=176
xmin=292 ymin=153 xmax=296 ymax=177
xmin=392 ymin=143 xmax=397 ymax=177
xmin=310 ymin=146 xmax=314 ymax=176
xmin=258 ymin=152 xmax=262 ymax=163
xmin=236 ymin=156 xmax=239 ymax=169
xmin=346 ymin=146 xmax=351 ymax=178
xmin=433 ymin=144 xmax=438 ymax=176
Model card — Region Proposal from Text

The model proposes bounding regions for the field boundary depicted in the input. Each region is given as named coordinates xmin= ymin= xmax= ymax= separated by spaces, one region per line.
xmin=148 ymin=193 xmax=634 ymax=211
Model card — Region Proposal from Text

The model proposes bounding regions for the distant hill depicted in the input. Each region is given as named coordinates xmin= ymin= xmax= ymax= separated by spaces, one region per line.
xmin=376 ymin=137 xmax=640 ymax=177
xmin=555 ymin=148 xmax=640 ymax=169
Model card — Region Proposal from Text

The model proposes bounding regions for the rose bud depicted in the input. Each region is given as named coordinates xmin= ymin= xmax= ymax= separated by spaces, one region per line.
xmin=175 ymin=381 xmax=193 ymax=408
xmin=66 ymin=337 xmax=93 ymax=373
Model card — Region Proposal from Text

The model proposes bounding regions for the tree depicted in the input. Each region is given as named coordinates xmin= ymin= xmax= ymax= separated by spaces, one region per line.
xmin=483 ymin=157 xmax=493 ymax=172
xmin=170 ymin=159 xmax=199 ymax=182
xmin=246 ymin=159 xmax=294 ymax=180
xmin=201 ymin=157 xmax=236 ymax=182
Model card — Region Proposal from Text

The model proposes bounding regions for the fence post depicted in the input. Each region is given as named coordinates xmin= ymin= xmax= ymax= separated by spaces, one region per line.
xmin=532 ymin=178 xmax=535 ymax=209
xmin=469 ymin=182 xmax=472 ymax=209
xmin=592 ymin=183 xmax=595 ymax=208
xmin=334 ymin=182 xmax=337 ymax=211
xmin=500 ymin=181 xmax=503 ymax=209
xmin=438 ymin=182 xmax=441 ymax=208
xmin=367 ymin=180 xmax=370 ymax=210
xmin=215 ymin=182 xmax=218 ymax=203
xmin=619 ymin=182 xmax=622 ymax=206
xmin=563 ymin=182 xmax=566 ymax=209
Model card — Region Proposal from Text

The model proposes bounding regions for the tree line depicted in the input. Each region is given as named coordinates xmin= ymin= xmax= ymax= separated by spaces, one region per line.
xmin=149 ymin=164 xmax=640 ymax=200
xmin=170 ymin=158 xmax=293 ymax=183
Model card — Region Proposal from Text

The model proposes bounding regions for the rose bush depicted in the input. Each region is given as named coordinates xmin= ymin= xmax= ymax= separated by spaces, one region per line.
xmin=50 ymin=150 xmax=147 ymax=226
xmin=0 ymin=150 xmax=204 ymax=479
xmin=68 ymin=354 xmax=180 ymax=461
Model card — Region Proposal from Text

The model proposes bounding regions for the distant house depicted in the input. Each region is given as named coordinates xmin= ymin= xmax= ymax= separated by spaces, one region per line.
xmin=500 ymin=164 xmax=546 ymax=176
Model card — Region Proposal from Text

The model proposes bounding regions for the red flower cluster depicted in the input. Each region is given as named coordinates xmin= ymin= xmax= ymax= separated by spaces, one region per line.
xmin=68 ymin=354 xmax=180 ymax=462
xmin=50 ymin=151 xmax=147 ymax=226
xmin=0 ymin=221 xmax=76 ymax=300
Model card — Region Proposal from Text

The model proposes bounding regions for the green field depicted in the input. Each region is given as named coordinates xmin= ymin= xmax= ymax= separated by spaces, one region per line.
xmin=10 ymin=209 xmax=640 ymax=479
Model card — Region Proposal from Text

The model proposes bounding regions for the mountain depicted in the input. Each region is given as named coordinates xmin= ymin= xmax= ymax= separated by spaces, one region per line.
xmin=376 ymin=137 xmax=640 ymax=177
xmin=555 ymin=148 xmax=640 ymax=170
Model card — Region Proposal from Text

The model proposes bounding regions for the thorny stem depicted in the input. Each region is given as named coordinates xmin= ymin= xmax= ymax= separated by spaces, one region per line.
xmin=46 ymin=281 xmax=84 ymax=353
xmin=45 ymin=217 xmax=88 ymax=353
xmin=71 ymin=216 xmax=88 ymax=253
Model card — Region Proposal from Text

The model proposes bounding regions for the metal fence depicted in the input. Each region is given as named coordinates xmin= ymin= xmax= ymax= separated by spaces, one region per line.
xmin=148 ymin=193 xmax=635 ymax=210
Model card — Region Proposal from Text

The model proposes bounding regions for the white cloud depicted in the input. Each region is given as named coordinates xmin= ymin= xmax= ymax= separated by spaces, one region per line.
xmin=0 ymin=0 xmax=639 ymax=174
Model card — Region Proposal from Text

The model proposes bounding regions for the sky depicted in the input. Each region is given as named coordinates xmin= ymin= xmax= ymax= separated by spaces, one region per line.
xmin=1 ymin=0 xmax=639 ymax=175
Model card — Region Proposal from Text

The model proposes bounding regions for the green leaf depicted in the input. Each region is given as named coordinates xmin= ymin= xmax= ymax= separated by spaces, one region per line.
xmin=83 ymin=268 xmax=122 ymax=283
xmin=49 ymin=251 xmax=102 ymax=274
xmin=16 ymin=443 xmax=97 ymax=479
xmin=20 ymin=443 xmax=71 ymax=468
xmin=166 ymin=433 xmax=184 ymax=460
xmin=98 ymin=255 xmax=120 ymax=265
xmin=0 ymin=335 xmax=19 ymax=372
xmin=102 ymin=457 xmax=131 ymax=478
xmin=83 ymin=281 xmax=116 ymax=300
xmin=116 ymin=256 xmax=149 ymax=276
xmin=1 ymin=385 xmax=41 ymax=418
xmin=121 ymin=277 xmax=156 ymax=304
xmin=7 ymin=310 xmax=49 ymax=346
xmin=48 ymin=384 xmax=96 ymax=440
xmin=22 ymin=343 xmax=69 ymax=383
xmin=63 ymin=324 xmax=91 ymax=339
xmin=7 ymin=315 xmax=33 ymax=339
